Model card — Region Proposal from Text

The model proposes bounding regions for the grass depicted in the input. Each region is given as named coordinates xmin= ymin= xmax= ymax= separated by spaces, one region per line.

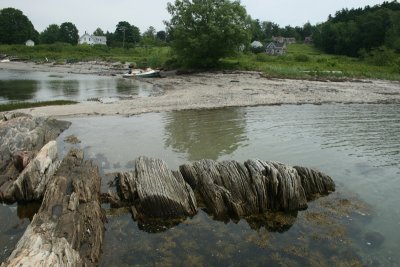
xmin=220 ymin=44 xmax=400 ymax=81
xmin=0 ymin=43 xmax=171 ymax=68
xmin=0 ymin=100 xmax=78 ymax=112
xmin=1 ymin=43 xmax=399 ymax=80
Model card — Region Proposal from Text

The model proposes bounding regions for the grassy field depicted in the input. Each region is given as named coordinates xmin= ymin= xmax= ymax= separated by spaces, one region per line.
xmin=0 ymin=43 xmax=171 ymax=68
xmin=222 ymin=44 xmax=400 ymax=80
xmin=1 ymin=43 xmax=399 ymax=80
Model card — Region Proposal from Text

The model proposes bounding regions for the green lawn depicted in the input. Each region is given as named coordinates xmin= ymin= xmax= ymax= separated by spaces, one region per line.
xmin=0 ymin=43 xmax=171 ymax=68
xmin=1 ymin=43 xmax=399 ymax=80
xmin=221 ymin=44 xmax=400 ymax=80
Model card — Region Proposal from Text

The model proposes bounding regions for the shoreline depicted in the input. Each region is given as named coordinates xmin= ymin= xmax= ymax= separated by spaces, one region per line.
xmin=1 ymin=61 xmax=400 ymax=118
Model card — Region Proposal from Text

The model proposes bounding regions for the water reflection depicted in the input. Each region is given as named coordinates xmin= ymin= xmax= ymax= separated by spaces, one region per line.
xmin=0 ymin=80 xmax=39 ymax=101
xmin=0 ymin=69 xmax=160 ymax=103
xmin=0 ymin=202 xmax=40 ymax=263
xmin=53 ymin=104 xmax=400 ymax=266
xmin=163 ymin=108 xmax=248 ymax=160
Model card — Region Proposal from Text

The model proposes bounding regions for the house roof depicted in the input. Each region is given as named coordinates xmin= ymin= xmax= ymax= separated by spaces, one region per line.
xmin=266 ymin=42 xmax=286 ymax=49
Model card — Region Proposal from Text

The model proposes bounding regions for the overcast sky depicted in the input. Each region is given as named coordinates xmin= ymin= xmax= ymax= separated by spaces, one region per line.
xmin=1 ymin=0 xmax=387 ymax=35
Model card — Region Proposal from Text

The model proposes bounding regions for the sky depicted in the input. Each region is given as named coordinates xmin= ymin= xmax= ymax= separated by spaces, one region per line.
xmin=0 ymin=0 xmax=388 ymax=35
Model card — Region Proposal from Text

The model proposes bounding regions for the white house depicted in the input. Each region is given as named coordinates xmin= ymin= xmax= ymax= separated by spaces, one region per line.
xmin=25 ymin=40 xmax=35 ymax=46
xmin=79 ymin=32 xmax=107 ymax=45
xmin=266 ymin=42 xmax=287 ymax=55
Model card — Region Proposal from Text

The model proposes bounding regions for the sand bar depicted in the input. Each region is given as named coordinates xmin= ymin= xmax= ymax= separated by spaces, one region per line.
xmin=1 ymin=61 xmax=399 ymax=118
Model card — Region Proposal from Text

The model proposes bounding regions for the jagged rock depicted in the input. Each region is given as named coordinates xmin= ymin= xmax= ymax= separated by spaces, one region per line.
xmin=1 ymin=149 xmax=105 ymax=267
xmin=0 ymin=113 xmax=71 ymax=203
xmin=179 ymin=159 xmax=306 ymax=219
xmin=294 ymin=166 xmax=335 ymax=198
xmin=0 ymin=141 xmax=60 ymax=203
xmin=113 ymin=156 xmax=197 ymax=221
xmin=245 ymin=160 xmax=308 ymax=211
xmin=110 ymin=156 xmax=335 ymax=224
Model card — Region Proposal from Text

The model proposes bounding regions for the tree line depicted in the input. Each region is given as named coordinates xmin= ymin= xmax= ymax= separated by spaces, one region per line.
xmin=313 ymin=1 xmax=400 ymax=57
xmin=1 ymin=1 xmax=399 ymax=68
xmin=0 ymin=7 xmax=167 ymax=47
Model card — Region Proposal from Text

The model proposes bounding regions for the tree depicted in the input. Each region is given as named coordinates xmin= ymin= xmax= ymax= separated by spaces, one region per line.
xmin=156 ymin=30 xmax=167 ymax=42
xmin=59 ymin=22 xmax=79 ymax=45
xmin=143 ymin=26 xmax=156 ymax=39
xmin=93 ymin=28 xmax=104 ymax=36
xmin=250 ymin=19 xmax=264 ymax=41
xmin=166 ymin=0 xmax=251 ymax=68
xmin=114 ymin=21 xmax=141 ymax=47
xmin=0 ymin=8 xmax=38 ymax=44
xmin=39 ymin=24 xmax=60 ymax=44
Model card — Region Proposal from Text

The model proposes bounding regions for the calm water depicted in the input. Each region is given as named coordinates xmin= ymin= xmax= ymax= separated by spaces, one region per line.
xmin=52 ymin=104 xmax=399 ymax=266
xmin=0 ymin=69 xmax=160 ymax=103
xmin=0 ymin=69 xmax=399 ymax=265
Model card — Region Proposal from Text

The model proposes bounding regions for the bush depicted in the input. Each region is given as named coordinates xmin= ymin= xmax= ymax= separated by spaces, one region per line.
xmin=369 ymin=47 xmax=398 ymax=66
xmin=255 ymin=53 xmax=269 ymax=62
xmin=294 ymin=54 xmax=310 ymax=62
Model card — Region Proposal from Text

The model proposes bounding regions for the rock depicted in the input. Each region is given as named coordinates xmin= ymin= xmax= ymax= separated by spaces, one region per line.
xmin=109 ymin=156 xmax=335 ymax=224
xmin=1 ymin=141 xmax=60 ymax=203
xmin=114 ymin=156 xmax=197 ymax=221
xmin=365 ymin=231 xmax=385 ymax=248
xmin=180 ymin=159 xmax=315 ymax=219
xmin=0 ymin=113 xmax=71 ymax=203
xmin=1 ymin=149 xmax=105 ymax=266
xmin=294 ymin=166 xmax=335 ymax=199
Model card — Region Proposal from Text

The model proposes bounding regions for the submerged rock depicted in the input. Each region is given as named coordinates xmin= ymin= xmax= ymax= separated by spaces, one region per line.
xmin=364 ymin=231 xmax=385 ymax=248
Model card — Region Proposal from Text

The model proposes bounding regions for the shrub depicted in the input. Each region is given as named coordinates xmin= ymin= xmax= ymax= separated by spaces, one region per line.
xmin=294 ymin=54 xmax=310 ymax=62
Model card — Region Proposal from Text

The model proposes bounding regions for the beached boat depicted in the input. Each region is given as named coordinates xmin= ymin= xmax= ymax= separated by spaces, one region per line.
xmin=136 ymin=69 xmax=160 ymax=78
xmin=122 ymin=68 xmax=160 ymax=78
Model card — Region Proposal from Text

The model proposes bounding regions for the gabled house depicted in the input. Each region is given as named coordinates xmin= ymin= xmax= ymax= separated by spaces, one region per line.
xmin=266 ymin=42 xmax=287 ymax=55
xmin=78 ymin=32 xmax=107 ymax=45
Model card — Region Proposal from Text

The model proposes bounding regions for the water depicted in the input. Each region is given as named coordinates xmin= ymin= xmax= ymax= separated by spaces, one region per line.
xmin=1 ymin=69 xmax=399 ymax=265
xmin=0 ymin=69 xmax=160 ymax=103
xmin=53 ymin=104 xmax=400 ymax=266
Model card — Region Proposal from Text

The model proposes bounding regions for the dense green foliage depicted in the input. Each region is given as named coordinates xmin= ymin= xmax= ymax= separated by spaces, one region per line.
xmin=0 ymin=43 xmax=171 ymax=68
xmin=221 ymin=43 xmax=400 ymax=80
xmin=39 ymin=24 xmax=61 ymax=44
xmin=166 ymin=0 xmax=251 ymax=68
xmin=106 ymin=21 xmax=141 ymax=47
xmin=0 ymin=100 xmax=77 ymax=112
xmin=249 ymin=20 xmax=315 ymax=42
xmin=59 ymin=22 xmax=79 ymax=45
xmin=0 ymin=8 xmax=38 ymax=44
xmin=313 ymin=1 xmax=400 ymax=57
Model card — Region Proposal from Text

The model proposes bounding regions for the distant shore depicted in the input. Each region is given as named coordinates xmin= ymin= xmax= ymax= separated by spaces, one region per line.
xmin=1 ymin=61 xmax=400 ymax=118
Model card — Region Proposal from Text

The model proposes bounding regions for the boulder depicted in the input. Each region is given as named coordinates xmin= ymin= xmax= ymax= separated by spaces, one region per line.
xmin=1 ymin=149 xmax=105 ymax=266
xmin=0 ymin=113 xmax=70 ymax=203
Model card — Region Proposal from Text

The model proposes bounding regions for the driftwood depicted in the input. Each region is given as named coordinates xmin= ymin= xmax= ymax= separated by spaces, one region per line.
xmin=112 ymin=156 xmax=197 ymax=221
xmin=1 ymin=149 xmax=105 ymax=266
xmin=0 ymin=113 xmax=70 ymax=203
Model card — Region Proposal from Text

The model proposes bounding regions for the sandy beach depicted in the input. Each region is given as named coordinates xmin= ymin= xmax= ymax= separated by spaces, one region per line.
xmin=1 ymin=61 xmax=400 ymax=118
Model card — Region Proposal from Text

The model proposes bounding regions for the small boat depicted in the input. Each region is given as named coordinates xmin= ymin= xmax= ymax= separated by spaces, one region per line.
xmin=122 ymin=68 xmax=160 ymax=78
xmin=136 ymin=69 xmax=161 ymax=78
